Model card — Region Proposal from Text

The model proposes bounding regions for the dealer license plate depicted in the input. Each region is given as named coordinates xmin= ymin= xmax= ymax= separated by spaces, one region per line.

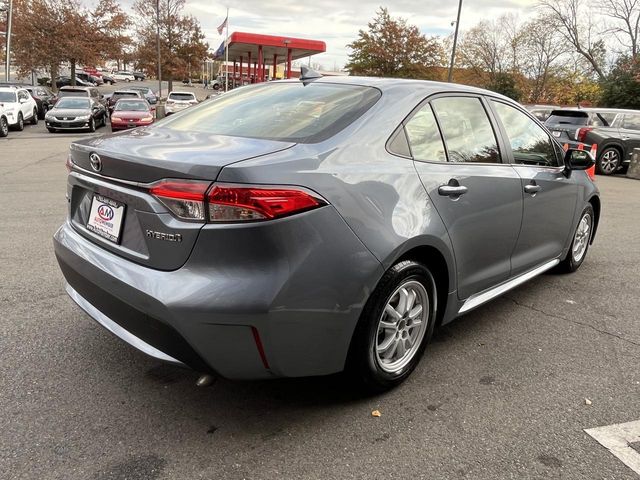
xmin=86 ymin=194 xmax=125 ymax=243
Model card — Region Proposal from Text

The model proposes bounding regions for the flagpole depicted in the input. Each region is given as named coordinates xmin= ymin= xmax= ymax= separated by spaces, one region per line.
xmin=225 ymin=7 xmax=229 ymax=92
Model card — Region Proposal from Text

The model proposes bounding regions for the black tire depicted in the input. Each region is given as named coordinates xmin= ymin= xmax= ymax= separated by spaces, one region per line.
xmin=557 ymin=204 xmax=594 ymax=273
xmin=619 ymin=164 xmax=629 ymax=175
xmin=213 ymin=83 xmax=220 ymax=90
xmin=596 ymin=147 xmax=621 ymax=175
xmin=0 ymin=116 xmax=8 ymax=137
xmin=47 ymin=127 xmax=56 ymax=133
xmin=125 ymin=78 xmax=131 ymax=82
xmin=30 ymin=108 xmax=38 ymax=125
xmin=347 ymin=260 xmax=437 ymax=392
xmin=15 ymin=112 xmax=24 ymax=131
xmin=88 ymin=118 xmax=95 ymax=133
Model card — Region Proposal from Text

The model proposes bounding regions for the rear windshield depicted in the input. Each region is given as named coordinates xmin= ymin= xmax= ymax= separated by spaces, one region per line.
xmin=112 ymin=92 xmax=138 ymax=100
xmin=169 ymin=93 xmax=195 ymax=101
xmin=115 ymin=100 xmax=148 ymax=111
xmin=0 ymin=91 xmax=17 ymax=102
xmin=546 ymin=111 xmax=589 ymax=126
xmin=58 ymin=90 xmax=89 ymax=98
xmin=56 ymin=98 xmax=90 ymax=109
xmin=162 ymin=82 xmax=382 ymax=143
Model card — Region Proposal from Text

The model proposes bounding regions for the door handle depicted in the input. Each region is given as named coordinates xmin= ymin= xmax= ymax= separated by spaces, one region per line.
xmin=524 ymin=182 xmax=541 ymax=195
xmin=438 ymin=179 xmax=468 ymax=198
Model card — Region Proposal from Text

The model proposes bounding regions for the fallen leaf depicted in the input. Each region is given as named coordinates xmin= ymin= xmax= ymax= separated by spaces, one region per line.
xmin=585 ymin=398 xmax=592 ymax=406
xmin=371 ymin=410 xmax=381 ymax=417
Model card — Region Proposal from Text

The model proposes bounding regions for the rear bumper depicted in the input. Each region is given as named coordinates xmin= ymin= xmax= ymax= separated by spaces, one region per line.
xmin=53 ymin=207 xmax=383 ymax=379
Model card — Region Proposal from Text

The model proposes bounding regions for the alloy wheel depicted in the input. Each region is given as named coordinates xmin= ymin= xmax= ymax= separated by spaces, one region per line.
xmin=572 ymin=213 xmax=592 ymax=263
xmin=375 ymin=280 xmax=429 ymax=373
xmin=599 ymin=149 xmax=619 ymax=174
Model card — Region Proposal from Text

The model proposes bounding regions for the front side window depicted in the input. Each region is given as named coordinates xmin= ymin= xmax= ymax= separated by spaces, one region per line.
xmin=431 ymin=97 xmax=501 ymax=163
xmin=622 ymin=114 xmax=640 ymax=130
xmin=492 ymin=101 xmax=560 ymax=167
xmin=404 ymin=104 xmax=446 ymax=162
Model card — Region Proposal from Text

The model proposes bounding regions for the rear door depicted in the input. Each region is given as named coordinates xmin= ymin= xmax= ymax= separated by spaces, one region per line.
xmin=409 ymin=95 xmax=524 ymax=300
xmin=490 ymin=100 xmax=577 ymax=275
xmin=618 ymin=113 xmax=640 ymax=161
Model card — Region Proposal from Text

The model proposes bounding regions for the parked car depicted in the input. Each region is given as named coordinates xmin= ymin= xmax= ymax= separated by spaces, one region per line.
xmin=577 ymin=110 xmax=640 ymax=175
xmin=544 ymin=108 xmax=630 ymax=145
xmin=111 ymin=71 xmax=136 ymax=82
xmin=525 ymin=104 xmax=560 ymax=122
xmin=110 ymin=98 xmax=154 ymax=131
xmin=57 ymin=86 xmax=106 ymax=109
xmin=128 ymin=86 xmax=158 ymax=105
xmin=45 ymin=96 xmax=107 ymax=132
xmin=164 ymin=91 xmax=198 ymax=115
xmin=77 ymin=72 xmax=103 ymax=86
xmin=132 ymin=71 xmax=146 ymax=81
xmin=0 ymin=86 xmax=39 ymax=130
xmin=107 ymin=90 xmax=143 ymax=114
xmin=25 ymin=86 xmax=56 ymax=119
xmin=56 ymin=76 xmax=95 ymax=88
xmin=0 ymin=103 xmax=9 ymax=137
xmin=54 ymin=77 xmax=600 ymax=391
xmin=101 ymin=73 xmax=116 ymax=85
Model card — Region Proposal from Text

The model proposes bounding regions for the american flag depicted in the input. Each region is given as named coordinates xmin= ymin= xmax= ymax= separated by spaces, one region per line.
xmin=217 ymin=16 xmax=228 ymax=35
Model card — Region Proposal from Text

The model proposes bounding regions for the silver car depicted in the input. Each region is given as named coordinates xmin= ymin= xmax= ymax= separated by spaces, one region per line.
xmin=54 ymin=76 xmax=600 ymax=390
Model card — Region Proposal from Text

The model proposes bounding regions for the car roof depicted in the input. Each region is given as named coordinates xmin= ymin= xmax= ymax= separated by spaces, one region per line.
xmin=113 ymin=90 xmax=140 ymax=94
xmin=60 ymin=86 xmax=92 ymax=91
xmin=168 ymin=91 xmax=196 ymax=95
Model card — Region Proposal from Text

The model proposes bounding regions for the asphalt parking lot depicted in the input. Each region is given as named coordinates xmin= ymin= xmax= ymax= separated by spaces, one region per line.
xmin=1 ymin=124 xmax=639 ymax=479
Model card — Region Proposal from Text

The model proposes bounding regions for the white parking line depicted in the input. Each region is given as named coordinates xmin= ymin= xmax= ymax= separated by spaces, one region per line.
xmin=585 ymin=420 xmax=640 ymax=475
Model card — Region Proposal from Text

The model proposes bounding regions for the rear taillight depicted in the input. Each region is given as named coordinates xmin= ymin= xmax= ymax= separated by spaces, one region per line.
xmin=207 ymin=184 xmax=326 ymax=222
xmin=576 ymin=127 xmax=593 ymax=142
xmin=149 ymin=179 xmax=211 ymax=221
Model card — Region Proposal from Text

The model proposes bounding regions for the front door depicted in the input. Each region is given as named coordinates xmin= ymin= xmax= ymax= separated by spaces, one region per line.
xmin=489 ymin=100 xmax=577 ymax=276
xmin=407 ymin=96 xmax=523 ymax=300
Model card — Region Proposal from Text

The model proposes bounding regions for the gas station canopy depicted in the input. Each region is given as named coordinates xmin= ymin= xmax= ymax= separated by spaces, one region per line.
xmin=214 ymin=32 xmax=326 ymax=65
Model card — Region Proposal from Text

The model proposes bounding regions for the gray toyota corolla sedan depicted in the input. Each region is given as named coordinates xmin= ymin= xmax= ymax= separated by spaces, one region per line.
xmin=53 ymin=75 xmax=600 ymax=390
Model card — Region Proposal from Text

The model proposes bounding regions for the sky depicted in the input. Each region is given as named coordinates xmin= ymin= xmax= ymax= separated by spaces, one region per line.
xmin=184 ymin=0 xmax=537 ymax=70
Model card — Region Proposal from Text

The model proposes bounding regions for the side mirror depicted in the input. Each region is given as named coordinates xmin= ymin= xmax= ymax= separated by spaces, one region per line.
xmin=564 ymin=148 xmax=595 ymax=170
xmin=19 ymin=98 xmax=26 ymax=104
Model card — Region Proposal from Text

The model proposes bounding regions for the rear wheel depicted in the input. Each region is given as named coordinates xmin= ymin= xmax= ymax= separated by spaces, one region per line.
xmin=47 ymin=127 xmax=56 ymax=133
xmin=558 ymin=205 xmax=594 ymax=273
xmin=348 ymin=260 xmax=437 ymax=392
xmin=0 ymin=116 xmax=8 ymax=137
xmin=596 ymin=147 xmax=621 ymax=175
xmin=30 ymin=108 xmax=38 ymax=125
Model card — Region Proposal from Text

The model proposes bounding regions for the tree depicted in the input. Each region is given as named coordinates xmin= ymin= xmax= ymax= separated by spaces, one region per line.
xmin=487 ymin=72 xmax=522 ymax=101
xmin=133 ymin=0 xmax=209 ymax=92
xmin=600 ymin=56 xmax=640 ymax=108
xmin=345 ymin=7 xmax=444 ymax=78
xmin=600 ymin=0 xmax=640 ymax=59
xmin=537 ymin=0 xmax=607 ymax=80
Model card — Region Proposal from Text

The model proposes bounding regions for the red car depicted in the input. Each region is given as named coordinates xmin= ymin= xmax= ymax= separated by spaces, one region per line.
xmin=110 ymin=98 xmax=155 ymax=131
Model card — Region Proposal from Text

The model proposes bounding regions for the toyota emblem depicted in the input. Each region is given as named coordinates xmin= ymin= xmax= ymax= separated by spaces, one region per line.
xmin=89 ymin=153 xmax=102 ymax=172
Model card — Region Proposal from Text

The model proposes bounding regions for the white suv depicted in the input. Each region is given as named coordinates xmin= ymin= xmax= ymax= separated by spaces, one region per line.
xmin=165 ymin=91 xmax=198 ymax=115
xmin=111 ymin=71 xmax=136 ymax=82
xmin=0 ymin=103 xmax=9 ymax=137
xmin=0 ymin=87 xmax=39 ymax=130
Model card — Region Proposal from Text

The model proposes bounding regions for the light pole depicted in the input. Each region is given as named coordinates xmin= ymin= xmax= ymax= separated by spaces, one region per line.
xmin=155 ymin=0 xmax=162 ymax=98
xmin=3 ymin=0 xmax=13 ymax=82
xmin=447 ymin=0 xmax=463 ymax=83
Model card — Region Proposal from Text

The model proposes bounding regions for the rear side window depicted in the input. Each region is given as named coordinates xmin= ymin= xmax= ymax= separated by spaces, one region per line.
xmin=622 ymin=114 xmax=640 ymax=130
xmin=163 ymin=83 xmax=381 ymax=143
xmin=404 ymin=104 xmax=446 ymax=162
xmin=431 ymin=97 xmax=501 ymax=163
xmin=492 ymin=101 xmax=560 ymax=167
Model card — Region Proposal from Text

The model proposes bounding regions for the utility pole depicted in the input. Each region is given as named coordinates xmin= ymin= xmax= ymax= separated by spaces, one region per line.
xmin=4 ymin=0 xmax=13 ymax=82
xmin=447 ymin=0 xmax=463 ymax=83
xmin=156 ymin=0 xmax=162 ymax=97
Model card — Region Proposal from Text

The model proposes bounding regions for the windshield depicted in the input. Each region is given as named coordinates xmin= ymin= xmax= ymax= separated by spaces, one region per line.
xmin=55 ymin=98 xmax=91 ymax=109
xmin=169 ymin=93 xmax=195 ymax=101
xmin=115 ymin=100 xmax=148 ymax=111
xmin=0 ymin=91 xmax=17 ymax=102
xmin=162 ymin=82 xmax=382 ymax=143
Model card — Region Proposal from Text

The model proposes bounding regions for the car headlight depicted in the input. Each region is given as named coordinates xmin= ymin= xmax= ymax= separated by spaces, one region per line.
xmin=78 ymin=115 xmax=91 ymax=120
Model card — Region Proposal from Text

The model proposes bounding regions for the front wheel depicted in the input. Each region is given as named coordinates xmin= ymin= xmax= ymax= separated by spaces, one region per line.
xmin=31 ymin=108 xmax=38 ymax=125
xmin=558 ymin=205 xmax=594 ymax=273
xmin=0 ymin=116 xmax=8 ymax=137
xmin=88 ymin=118 xmax=95 ymax=132
xmin=596 ymin=147 xmax=621 ymax=175
xmin=348 ymin=260 xmax=437 ymax=392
